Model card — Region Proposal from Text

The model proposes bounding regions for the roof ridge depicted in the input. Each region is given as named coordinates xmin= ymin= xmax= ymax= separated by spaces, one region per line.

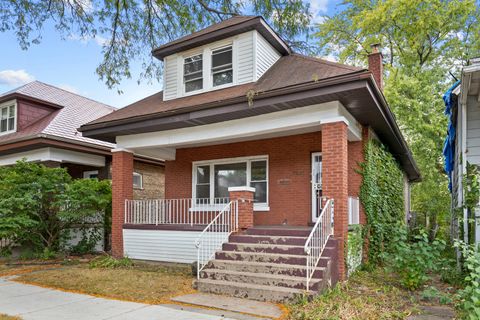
xmin=27 ymin=80 xmax=117 ymax=110
xmin=290 ymin=53 xmax=364 ymax=71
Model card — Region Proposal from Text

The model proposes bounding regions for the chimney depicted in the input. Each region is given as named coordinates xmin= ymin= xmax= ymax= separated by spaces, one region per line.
xmin=368 ymin=43 xmax=383 ymax=90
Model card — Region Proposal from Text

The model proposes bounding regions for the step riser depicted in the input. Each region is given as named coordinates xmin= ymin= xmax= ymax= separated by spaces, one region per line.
xmin=215 ymin=251 xmax=307 ymax=265
xmin=223 ymin=243 xmax=305 ymax=255
xmin=215 ymin=251 xmax=333 ymax=267
xmin=207 ymin=261 xmax=325 ymax=278
xmin=229 ymin=235 xmax=307 ymax=245
xmin=200 ymin=270 xmax=320 ymax=290
xmin=245 ymin=228 xmax=311 ymax=237
xmin=195 ymin=280 xmax=307 ymax=303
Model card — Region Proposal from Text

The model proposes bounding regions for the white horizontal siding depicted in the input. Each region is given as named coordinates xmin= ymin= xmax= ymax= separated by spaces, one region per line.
xmin=255 ymin=32 xmax=281 ymax=81
xmin=466 ymin=96 xmax=480 ymax=165
xmin=123 ymin=229 xmax=228 ymax=264
xmin=163 ymin=55 xmax=178 ymax=101
xmin=236 ymin=32 xmax=254 ymax=84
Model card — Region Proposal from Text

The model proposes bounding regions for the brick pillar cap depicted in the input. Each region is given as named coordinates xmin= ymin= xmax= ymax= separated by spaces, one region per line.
xmin=112 ymin=148 xmax=134 ymax=154
xmin=228 ymin=186 xmax=255 ymax=192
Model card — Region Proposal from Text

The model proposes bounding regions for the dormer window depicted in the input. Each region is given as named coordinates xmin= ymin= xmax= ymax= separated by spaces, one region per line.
xmin=0 ymin=102 xmax=16 ymax=135
xmin=184 ymin=54 xmax=203 ymax=92
xmin=212 ymin=46 xmax=233 ymax=87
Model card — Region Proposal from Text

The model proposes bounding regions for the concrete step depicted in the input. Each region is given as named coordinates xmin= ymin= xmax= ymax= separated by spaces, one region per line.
xmin=194 ymin=279 xmax=310 ymax=303
xmin=229 ymin=234 xmax=308 ymax=245
xmin=207 ymin=259 xmax=327 ymax=278
xmin=215 ymin=250 xmax=331 ymax=266
xmin=223 ymin=242 xmax=306 ymax=255
xmin=200 ymin=268 xmax=323 ymax=290
xmin=244 ymin=228 xmax=312 ymax=237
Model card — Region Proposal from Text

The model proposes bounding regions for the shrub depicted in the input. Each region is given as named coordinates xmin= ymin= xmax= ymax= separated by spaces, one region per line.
xmin=0 ymin=160 xmax=111 ymax=255
xmin=385 ymin=228 xmax=446 ymax=290
xmin=89 ymin=255 xmax=134 ymax=269
xmin=456 ymin=242 xmax=480 ymax=319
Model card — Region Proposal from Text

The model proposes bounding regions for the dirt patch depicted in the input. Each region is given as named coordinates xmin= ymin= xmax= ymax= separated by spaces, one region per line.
xmin=0 ymin=314 xmax=21 ymax=320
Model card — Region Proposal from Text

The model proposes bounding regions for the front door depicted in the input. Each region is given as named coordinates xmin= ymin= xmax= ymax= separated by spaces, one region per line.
xmin=311 ymin=152 xmax=322 ymax=222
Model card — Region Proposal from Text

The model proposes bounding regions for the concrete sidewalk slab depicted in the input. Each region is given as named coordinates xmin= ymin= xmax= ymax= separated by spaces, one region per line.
xmin=171 ymin=293 xmax=284 ymax=319
xmin=0 ymin=277 xmax=236 ymax=320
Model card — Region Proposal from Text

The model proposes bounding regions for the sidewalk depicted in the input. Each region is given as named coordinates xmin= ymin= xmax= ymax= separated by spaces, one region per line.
xmin=0 ymin=277 xmax=236 ymax=320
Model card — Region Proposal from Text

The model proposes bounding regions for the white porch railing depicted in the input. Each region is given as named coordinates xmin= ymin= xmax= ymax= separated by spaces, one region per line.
xmin=195 ymin=200 xmax=238 ymax=279
xmin=304 ymin=197 xmax=334 ymax=291
xmin=124 ymin=198 xmax=229 ymax=225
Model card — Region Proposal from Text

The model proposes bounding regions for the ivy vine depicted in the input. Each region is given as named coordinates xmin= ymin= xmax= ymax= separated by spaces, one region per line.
xmin=359 ymin=139 xmax=405 ymax=263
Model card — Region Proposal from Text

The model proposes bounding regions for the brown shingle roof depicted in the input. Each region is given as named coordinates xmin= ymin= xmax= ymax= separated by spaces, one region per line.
xmin=0 ymin=81 xmax=116 ymax=148
xmin=85 ymin=54 xmax=364 ymax=126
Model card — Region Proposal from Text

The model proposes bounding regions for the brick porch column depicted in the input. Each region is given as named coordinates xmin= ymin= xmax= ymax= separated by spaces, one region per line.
xmin=228 ymin=187 xmax=255 ymax=230
xmin=322 ymin=122 xmax=349 ymax=280
xmin=111 ymin=149 xmax=134 ymax=258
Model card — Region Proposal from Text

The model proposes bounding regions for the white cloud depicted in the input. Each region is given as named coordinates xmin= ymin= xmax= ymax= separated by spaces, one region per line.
xmin=57 ymin=84 xmax=79 ymax=94
xmin=308 ymin=0 xmax=329 ymax=24
xmin=0 ymin=70 xmax=35 ymax=86
xmin=68 ymin=34 xmax=109 ymax=47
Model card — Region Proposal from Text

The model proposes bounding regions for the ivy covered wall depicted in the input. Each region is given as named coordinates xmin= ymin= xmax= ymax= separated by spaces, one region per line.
xmin=360 ymin=139 xmax=405 ymax=263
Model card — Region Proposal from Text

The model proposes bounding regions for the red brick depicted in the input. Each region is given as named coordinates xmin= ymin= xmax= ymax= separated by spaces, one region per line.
xmin=111 ymin=150 xmax=133 ymax=258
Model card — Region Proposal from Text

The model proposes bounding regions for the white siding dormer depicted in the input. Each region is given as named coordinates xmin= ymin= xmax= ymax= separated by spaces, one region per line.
xmin=255 ymin=32 xmax=282 ymax=81
xmin=162 ymin=30 xmax=282 ymax=101
xmin=163 ymin=54 xmax=179 ymax=100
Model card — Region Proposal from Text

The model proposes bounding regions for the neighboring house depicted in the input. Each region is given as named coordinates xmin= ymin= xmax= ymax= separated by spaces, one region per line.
xmin=0 ymin=81 xmax=164 ymax=200
xmin=80 ymin=16 xmax=419 ymax=301
xmin=444 ymin=57 xmax=480 ymax=247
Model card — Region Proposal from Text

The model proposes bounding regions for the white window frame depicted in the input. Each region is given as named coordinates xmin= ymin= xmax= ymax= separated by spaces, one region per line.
xmin=0 ymin=100 xmax=17 ymax=136
xmin=83 ymin=170 xmax=99 ymax=179
xmin=179 ymin=39 xmax=237 ymax=97
xmin=133 ymin=172 xmax=143 ymax=189
xmin=192 ymin=155 xmax=269 ymax=211
xmin=211 ymin=44 xmax=233 ymax=89
xmin=183 ymin=52 xmax=204 ymax=94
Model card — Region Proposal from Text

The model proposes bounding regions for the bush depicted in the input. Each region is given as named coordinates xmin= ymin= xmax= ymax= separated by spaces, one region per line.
xmin=384 ymin=228 xmax=446 ymax=290
xmin=456 ymin=242 xmax=480 ymax=319
xmin=0 ymin=160 xmax=111 ymax=255
xmin=89 ymin=255 xmax=134 ymax=269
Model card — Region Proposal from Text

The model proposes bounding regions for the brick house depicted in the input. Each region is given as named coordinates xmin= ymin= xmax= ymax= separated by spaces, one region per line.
xmin=80 ymin=16 xmax=419 ymax=301
xmin=0 ymin=81 xmax=164 ymax=199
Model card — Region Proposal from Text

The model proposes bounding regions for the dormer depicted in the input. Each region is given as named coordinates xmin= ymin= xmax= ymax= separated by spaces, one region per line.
xmin=152 ymin=16 xmax=291 ymax=101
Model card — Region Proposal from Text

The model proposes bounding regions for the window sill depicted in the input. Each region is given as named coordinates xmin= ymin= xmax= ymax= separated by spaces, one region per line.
xmin=254 ymin=205 xmax=270 ymax=212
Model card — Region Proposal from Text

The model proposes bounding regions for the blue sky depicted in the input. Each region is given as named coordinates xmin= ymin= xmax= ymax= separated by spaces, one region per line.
xmin=0 ymin=0 xmax=337 ymax=108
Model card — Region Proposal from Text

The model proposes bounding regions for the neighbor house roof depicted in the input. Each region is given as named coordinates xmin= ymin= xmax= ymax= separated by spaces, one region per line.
xmin=152 ymin=16 xmax=291 ymax=60
xmin=0 ymin=81 xmax=116 ymax=149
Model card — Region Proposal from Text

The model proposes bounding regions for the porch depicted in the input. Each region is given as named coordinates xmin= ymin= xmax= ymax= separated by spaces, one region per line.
xmin=111 ymin=101 xmax=368 ymax=286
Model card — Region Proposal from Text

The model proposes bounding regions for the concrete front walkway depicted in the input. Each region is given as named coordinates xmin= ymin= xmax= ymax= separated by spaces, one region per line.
xmin=0 ymin=277 xmax=236 ymax=320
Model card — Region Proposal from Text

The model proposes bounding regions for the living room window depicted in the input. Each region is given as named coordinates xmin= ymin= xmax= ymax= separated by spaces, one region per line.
xmin=0 ymin=102 xmax=16 ymax=135
xmin=183 ymin=53 xmax=203 ymax=92
xmin=211 ymin=46 xmax=233 ymax=87
xmin=193 ymin=156 xmax=269 ymax=210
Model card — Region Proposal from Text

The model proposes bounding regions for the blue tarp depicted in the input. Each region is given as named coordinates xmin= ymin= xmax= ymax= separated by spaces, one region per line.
xmin=443 ymin=80 xmax=460 ymax=192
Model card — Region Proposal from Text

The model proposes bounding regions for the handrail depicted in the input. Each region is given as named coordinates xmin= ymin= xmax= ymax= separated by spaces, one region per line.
xmin=304 ymin=198 xmax=334 ymax=291
xmin=195 ymin=200 xmax=238 ymax=279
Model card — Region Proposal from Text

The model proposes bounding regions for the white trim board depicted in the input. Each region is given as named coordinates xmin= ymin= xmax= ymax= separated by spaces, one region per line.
xmin=117 ymin=101 xmax=362 ymax=161
xmin=0 ymin=147 xmax=106 ymax=167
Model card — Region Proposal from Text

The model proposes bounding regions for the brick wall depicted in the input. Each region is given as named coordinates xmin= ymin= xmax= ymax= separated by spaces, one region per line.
xmin=17 ymin=99 xmax=56 ymax=131
xmin=133 ymin=161 xmax=165 ymax=200
xmin=165 ymin=131 xmax=323 ymax=226
xmin=322 ymin=122 xmax=349 ymax=280
xmin=111 ymin=151 xmax=133 ymax=258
